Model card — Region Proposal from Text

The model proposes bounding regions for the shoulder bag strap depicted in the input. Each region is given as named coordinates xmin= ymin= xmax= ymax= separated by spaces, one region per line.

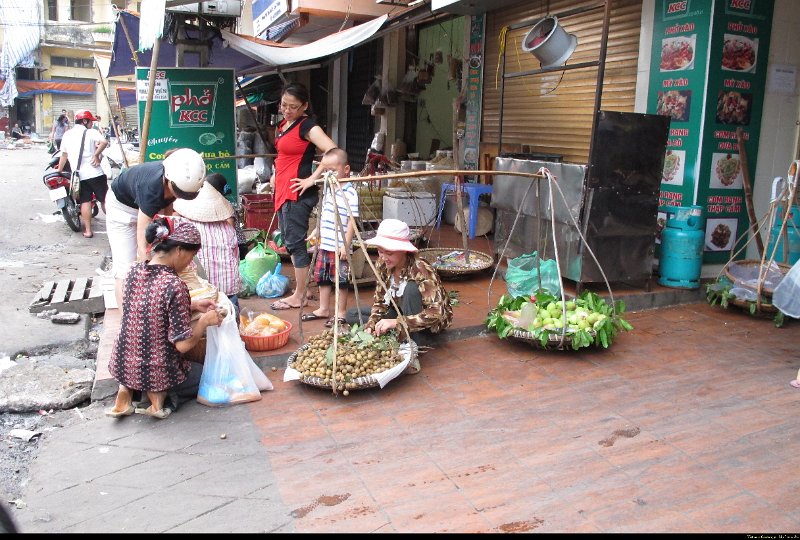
xmin=75 ymin=129 xmax=88 ymax=171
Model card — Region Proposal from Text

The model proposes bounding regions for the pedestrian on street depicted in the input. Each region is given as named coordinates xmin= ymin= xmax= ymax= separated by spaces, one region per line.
xmin=173 ymin=174 xmax=242 ymax=319
xmin=268 ymin=81 xmax=338 ymax=311
xmin=293 ymin=148 xmax=359 ymax=328
xmin=106 ymin=216 xmax=223 ymax=420
xmin=105 ymin=147 xmax=206 ymax=286
xmin=56 ymin=110 xmax=109 ymax=238
xmin=48 ymin=111 xmax=70 ymax=150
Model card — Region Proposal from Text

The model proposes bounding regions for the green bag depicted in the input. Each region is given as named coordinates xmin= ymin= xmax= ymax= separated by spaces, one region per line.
xmin=505 ymin=251 xmax=561 ymax=298
xmin=241 ymin=242 xmax=279 ymax=290
xmin=239 ymin=259 xmax=257 ymax=297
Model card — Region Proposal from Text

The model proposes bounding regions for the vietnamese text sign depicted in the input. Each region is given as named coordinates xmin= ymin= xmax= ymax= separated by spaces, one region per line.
xmin=252 ymin=0 xmax=288 ymax=38
xmin=698 ymin=0 xmax=773 ymax=263
xmin=462 ymin=13 xmax=485 ymax=180
xmin=136 ymin=67 xmax=237 ymax=200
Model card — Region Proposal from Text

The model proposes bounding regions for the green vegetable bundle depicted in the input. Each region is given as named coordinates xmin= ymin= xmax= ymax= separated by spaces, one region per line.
xmin=485 ymin=290 xmax=633 ymax=350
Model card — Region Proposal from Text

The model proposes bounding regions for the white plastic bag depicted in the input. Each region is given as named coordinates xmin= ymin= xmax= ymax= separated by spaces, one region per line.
xmin=773 ymin=258 xmax=800 ymax=318
xmin=198 ymin=310 xmax=273 ymax=407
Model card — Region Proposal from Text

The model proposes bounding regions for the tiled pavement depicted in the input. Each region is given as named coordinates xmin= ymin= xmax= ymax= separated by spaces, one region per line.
xmin=19 ymin=228 xmax=800 ymax=533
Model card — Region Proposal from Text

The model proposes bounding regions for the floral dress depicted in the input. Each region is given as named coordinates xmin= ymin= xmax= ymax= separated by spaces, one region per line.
xmin=108 ymin=262 xmax=194 ymax=392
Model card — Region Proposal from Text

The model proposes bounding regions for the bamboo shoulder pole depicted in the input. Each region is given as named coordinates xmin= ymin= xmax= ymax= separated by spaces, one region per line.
xmin=94 ymin=63 xmax=130 ymax=167
xmin=138 ymin=37 xmax=161 ymax=163
xmin=736 ymin=127 xmax=764 ymax=257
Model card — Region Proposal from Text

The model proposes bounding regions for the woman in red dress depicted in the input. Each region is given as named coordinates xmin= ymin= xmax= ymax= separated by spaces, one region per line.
xmin=106 ymin=216 xmax=223 ymax=419
xmin=269 ymin=82 xmax=337 ymax=311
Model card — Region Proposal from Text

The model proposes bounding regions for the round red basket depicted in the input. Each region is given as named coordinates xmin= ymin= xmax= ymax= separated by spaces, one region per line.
xmin=240 ymin=321 xmax=292 ymax=351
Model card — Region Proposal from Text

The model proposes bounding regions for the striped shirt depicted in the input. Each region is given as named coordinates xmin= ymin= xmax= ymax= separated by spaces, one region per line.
xmin=319 ymin=183 xmax=359 ymax=252
xmin=192 ymin=220 xmax=242 ymax=295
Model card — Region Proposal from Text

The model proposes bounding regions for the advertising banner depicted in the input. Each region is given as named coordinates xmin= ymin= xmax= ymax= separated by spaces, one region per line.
xmin=462 ymin=13 xmax=485 ymax=181
xmin=697 ymin=0 xmax=773 ymax=263
xmin=649 ymin=0 xmax=773 ymax=263
xmin=136 ymin=67 xmax=237 ymax=201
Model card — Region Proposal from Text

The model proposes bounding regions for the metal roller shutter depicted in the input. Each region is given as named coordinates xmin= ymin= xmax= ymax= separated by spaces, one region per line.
xmin=483 ymin=0 xmax=642 ymax=164
xmin=52 ymin=84 xmax=97 ymax=118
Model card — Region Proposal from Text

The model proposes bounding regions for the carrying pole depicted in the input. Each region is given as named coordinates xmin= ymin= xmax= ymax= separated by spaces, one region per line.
xmin=138 ymin=37 xmax=161 ymax=163
xmin=94 ymin=63 xmax=129 ymax=168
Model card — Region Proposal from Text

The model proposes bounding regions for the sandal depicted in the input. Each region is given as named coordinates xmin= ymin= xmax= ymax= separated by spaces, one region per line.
xmin=270 ymin=299 xmax=306 ymax=310
xmin=325 ymin=317 xmax=348 ymax=328
xmin=105 ymin=405 xmax=135 ymax=418
xmin=134 ymin=407 xmax=172 ymax=419
xmin=300 ymin=312 xmax=327 ymax=322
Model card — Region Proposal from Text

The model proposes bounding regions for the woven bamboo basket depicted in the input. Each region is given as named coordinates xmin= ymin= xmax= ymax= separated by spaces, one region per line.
xmin=508 ymin=328 xmax=596 ymax=351
xmin=723 ymin=259 xmax=791 ymax=296
xmin=728 ymin=297 xmax=779 ymax=315
xmin=286 ymin=340 xmax=418 ymax=391
xmin=417 ymin=248 xmax=493 ymax=279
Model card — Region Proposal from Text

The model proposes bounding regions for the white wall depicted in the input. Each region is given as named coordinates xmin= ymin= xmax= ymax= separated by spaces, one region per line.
xmin=637 ymin=0 xmax=800 ymax=272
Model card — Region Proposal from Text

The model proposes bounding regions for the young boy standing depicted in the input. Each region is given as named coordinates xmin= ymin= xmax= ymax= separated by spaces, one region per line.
xmin=293 ymin=148 xmax=359 ymax=327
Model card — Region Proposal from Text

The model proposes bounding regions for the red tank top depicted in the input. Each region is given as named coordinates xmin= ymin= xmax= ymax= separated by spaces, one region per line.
xmin=274 ymin=116 xmax=317 ymax=211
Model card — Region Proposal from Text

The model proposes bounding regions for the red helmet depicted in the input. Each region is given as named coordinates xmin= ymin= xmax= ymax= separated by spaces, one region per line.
xmin=75 ymin=110 xmax=99 ymax=121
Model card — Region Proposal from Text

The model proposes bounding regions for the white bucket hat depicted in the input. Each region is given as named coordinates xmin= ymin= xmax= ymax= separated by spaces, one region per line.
xmin=364 ymin=219 xmax=418 ymax=252
xmin=173 ymin=182 xmax=234 ymax=222
xmin=163 ymin=148 xmax=206 ymax=198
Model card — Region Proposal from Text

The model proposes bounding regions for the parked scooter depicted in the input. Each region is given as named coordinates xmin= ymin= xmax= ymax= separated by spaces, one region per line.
xmin=42 ymin=150 xmax=98 ymax=233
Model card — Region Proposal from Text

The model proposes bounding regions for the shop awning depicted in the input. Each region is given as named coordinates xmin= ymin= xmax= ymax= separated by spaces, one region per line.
xmin=0 ymin=79 xmax=95 ymax=97
xmin=220 ymin=14 xmax=388 ymax=75
xmin=108 ymin=11 xmax=263 ymax=77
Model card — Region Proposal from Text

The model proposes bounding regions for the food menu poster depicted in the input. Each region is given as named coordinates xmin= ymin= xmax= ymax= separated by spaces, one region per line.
xmin=136 ymin=67 xmax=238 ymax=201
xmin=696 ymin=0 xmax=773 ymax=264
xmin=648 ymin=0 xmax=713 ymax=248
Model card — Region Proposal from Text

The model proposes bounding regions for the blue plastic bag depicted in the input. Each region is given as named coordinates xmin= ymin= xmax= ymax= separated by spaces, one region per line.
xmin=256 ymin=262 xmax=290 ymax=298
xmin=505 ymin=251 xmax=561 ymax=298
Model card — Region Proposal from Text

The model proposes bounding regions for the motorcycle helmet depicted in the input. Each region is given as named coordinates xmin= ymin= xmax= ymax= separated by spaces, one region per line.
xmin=162 ymin=148 xmax=206 ymax=199
xmin=75 ymin=110 xmax=99 ymax=122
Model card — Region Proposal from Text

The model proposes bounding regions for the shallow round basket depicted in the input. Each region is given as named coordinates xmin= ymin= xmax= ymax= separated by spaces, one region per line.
xmin=417 ymin=248 xmax=494 ymax=279
xmin=508 ymin=328 xmax=595 ymax=350
xmin=729 ymin=297 xmax=779 ymax=316
xmin=286 ymin=341 xmax=418 ymax=391
xmin=723 ymin=260 xmax=791 ymax=296
xmin=241 ymin=321 xmax=293 ymax=351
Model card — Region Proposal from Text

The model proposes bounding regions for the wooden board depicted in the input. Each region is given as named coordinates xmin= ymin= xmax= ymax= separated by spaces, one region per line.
xmin=29 ymin=277 xmax=105 ymax=314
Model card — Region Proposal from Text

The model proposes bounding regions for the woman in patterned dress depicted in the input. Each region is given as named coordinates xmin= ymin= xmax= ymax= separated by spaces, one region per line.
xmin=106 ymin=216 xmax=223 ymax=419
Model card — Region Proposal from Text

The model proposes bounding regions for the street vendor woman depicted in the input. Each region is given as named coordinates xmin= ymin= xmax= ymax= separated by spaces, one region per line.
xmin=348 ymin=219 xmax=452 ymax=344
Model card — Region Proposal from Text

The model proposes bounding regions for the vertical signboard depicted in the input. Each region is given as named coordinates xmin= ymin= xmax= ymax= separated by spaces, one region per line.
xmin=136 ymin=67 xmax=237 ymax=200
xmin=462 ymin=13 xmax=485 ymax=181
xmin=697 ymin=0 xmax=773 ymax=263
xmin=648 ymin=0 xmax=713 ymax=226
xmin=252 ymin=0 xmax=288 ymax=38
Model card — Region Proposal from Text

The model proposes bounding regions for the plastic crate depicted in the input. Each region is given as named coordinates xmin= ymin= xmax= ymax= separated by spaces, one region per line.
xmin=242 ymin=193 xmax=278 ymax=234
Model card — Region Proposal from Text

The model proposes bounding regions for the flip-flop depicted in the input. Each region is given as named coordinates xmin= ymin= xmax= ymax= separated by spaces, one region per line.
xmin=270 ymin=299 xmax=304 ymax=310
xmin=325 ymin=317 xmax=348 ymax=328
xmin=790 ymin=380 xmax=800 ymax=389
xmin=134 ymin=407 xmax=172 ymax=419
xmin=105 ymin=405 xmax=135 ymax=418
xmin=300 ymin=312 xmax=327 ymax=322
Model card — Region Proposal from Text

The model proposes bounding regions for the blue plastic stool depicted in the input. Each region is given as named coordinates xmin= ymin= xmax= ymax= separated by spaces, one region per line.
xmin=435 ymin=182 xmax=494 ymax=239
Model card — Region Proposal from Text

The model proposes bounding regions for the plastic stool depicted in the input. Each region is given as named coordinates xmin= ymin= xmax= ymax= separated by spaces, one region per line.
xmin=435 ymin=182 xmax=494 ymax=239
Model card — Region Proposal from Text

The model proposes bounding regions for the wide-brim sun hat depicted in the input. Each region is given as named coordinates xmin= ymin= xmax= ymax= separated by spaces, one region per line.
xmin=173 ymin=182 xmax=234 ymax=223
xmin=163 ymin=148 xmax=206 ymax=198
xmin=364 ymin=219 xmax=418 ymax=252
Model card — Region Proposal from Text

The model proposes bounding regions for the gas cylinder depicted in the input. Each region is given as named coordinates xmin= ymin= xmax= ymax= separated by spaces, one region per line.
xmin=658 ymin=205 xmax=705 ymax=289
xmin=765 ymin=205 xmax=800 ymax=265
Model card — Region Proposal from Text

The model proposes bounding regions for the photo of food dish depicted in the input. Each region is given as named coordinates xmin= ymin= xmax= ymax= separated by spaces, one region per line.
xmin=710 ymin=152 xmax=743 ymax=189
xmin=722 ymin=34 xmax=757 ymax=72
xmin=705 ymin=218 xmax=738 ymax=251
xmin=656 ymin=90 xmax=691 ymax=122
xmin=661 ymin=150 xmax=685 ymax=185
xmin=660 ymin=35 xmax=695 ymax=71
xmin=655 ymin=211 xmax=667 ymax=244
xmin=715 ymin=90 xmax=752 ymax=125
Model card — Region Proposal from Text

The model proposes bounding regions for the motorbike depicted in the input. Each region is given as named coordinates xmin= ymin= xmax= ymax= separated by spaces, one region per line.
xmin=42 ymin=150 xmax=98 ymax=233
